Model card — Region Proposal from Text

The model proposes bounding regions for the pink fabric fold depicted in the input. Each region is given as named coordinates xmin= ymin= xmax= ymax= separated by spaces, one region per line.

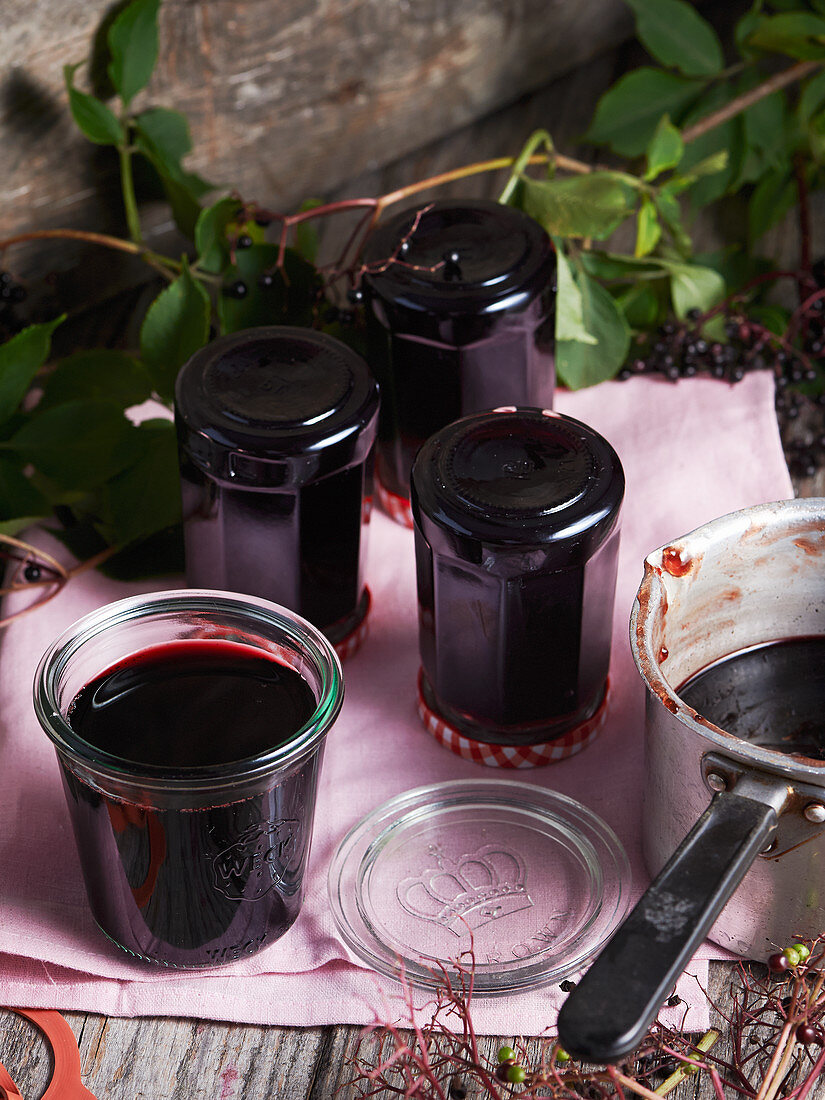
xmin=0 ymin=374 xmax=792 ymax=1033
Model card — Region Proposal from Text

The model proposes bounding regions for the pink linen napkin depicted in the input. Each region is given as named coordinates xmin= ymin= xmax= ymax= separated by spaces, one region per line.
xmin=0 ymin=373 xmax=792 ymax=1034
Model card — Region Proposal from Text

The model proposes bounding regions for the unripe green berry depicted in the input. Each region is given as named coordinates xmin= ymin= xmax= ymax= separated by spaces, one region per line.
xmin=793 ymin=943 xmax=811 ymax=961
xmin=555 ymin=1047 xmax=571 ymax=1063
xmin=507 ymin=1064 xmax=527 ymax=1084
xmin=785 ymin=946 xmax=802 ymax=967
xmin=497 ymin=1045 xmax=517 ymax=1063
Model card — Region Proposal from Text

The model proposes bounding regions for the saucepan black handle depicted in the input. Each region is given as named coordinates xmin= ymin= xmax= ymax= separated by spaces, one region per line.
xmin=557 ymin=788 xmax=779 ymax=1064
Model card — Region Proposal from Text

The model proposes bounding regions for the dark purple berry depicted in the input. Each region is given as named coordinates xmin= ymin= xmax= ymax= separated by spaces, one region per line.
xmin=223 ymin=280 xmax=248 ymax=299
xmin=797 ymin=1022 xmax=824 ymax=1045
xmin=23 ymin=563 xmax=41 ymax=582
xmin=258 ymin=272 xmax=276 ymax=289
xmin=237 ymin=234 xmax=253 ymax=249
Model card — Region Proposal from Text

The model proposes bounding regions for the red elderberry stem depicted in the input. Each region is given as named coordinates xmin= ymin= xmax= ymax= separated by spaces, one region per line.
xmin=795 ymin=1046 xmax=825 ymax=1100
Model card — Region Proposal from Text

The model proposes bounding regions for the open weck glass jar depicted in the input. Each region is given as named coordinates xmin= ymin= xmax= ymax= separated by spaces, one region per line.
xmin=411 ymin=407 xmax=624 ymax=766
xmin=362 ymin=199 xmax=556 ymax=522
xmin=33 ymin=590 xmax=344 ymax=968
xmin=175 ymin=326 xmax=379 ymax=652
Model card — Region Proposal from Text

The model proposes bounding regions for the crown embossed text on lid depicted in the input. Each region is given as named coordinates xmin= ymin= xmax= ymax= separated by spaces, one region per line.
xmin=396 ymin=843 xmax=533 ymax=936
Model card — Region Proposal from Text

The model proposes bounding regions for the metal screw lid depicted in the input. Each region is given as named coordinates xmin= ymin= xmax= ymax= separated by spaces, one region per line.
xmin=175 ymin=327 xmax=379 ymax=482
xmin=362 ymin=200 xmax=555 ymax=315
xmin=411 ymin=407 xmax=624 ymax=561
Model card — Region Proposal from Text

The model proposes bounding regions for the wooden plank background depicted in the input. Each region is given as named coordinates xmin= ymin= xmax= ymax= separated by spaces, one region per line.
xmin=0 ymin=0 xmax=635 ymax=297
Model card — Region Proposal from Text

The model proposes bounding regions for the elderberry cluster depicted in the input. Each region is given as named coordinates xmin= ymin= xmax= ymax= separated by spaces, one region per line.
xmin=0 ymin=271 xmax=27 ymax=341
xmin=617 ymin=301 xmax=825 ymax=455
xmin=618 ymin=311 xmax=746 ymax=384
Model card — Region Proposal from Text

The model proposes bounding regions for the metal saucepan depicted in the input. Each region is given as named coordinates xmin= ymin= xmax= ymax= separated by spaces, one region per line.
xmin=559 ymin=498 xmax=825 ymax=1063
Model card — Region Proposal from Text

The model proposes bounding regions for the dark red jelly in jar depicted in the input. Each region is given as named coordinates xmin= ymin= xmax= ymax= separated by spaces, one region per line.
xmin=63 ymin=640 xmax=321 ymax=967
xmin=175 ymin=327 xmax=379 ymax=645
xmin=362 ymin=200 xmax=556 ymax=505
xmin=411 ymin=408 xmax=624 ymax=745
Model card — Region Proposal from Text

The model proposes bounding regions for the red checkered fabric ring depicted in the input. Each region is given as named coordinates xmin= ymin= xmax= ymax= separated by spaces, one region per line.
xmin=376 ymin=476 xmax=414 ymax=529
xmin=333 ymin=587 xmax=371 ymax=661
xmin=416 ymin=670 xmax=608 ymax=768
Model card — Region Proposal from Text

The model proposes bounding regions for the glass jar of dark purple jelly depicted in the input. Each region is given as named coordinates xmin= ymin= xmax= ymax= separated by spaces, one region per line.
xmin=362 ymin=199 xmax=556 ymax=519
xmin=411 ymin=407 xmax=624 ymax=758
xmin=175 ymin=327 xmax=379 ymax=649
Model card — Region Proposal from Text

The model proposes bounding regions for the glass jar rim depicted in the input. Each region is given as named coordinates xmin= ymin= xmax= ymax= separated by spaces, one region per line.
xmin=33 ymin=589 xmax=344 ymax=795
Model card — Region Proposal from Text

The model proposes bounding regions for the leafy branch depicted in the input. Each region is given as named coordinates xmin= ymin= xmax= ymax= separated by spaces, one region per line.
xmin=2 ymin=0 xmax=825 ymax=582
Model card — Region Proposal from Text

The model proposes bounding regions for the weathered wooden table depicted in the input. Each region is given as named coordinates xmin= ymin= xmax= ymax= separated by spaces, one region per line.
xmin=0 ymin=965 xmax=815 ymax=1098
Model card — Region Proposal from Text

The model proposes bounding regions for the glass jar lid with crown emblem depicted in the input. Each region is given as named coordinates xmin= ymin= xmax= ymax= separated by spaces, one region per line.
xmin=328 ymin=778 xmax=630 ymax=995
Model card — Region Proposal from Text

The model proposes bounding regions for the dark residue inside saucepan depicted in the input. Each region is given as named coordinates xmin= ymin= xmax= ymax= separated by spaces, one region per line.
xmin=678 ymin=636 xmax=825 ymax=760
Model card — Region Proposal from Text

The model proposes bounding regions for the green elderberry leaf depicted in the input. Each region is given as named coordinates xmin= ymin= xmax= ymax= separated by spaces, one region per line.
xmin=735 ymin=8 xmax=763 ymax=60
xmin=96 ymin=418 xmax=180 ymax=547
xmin=218 ymin=245 xmax=321 ymax=334
xmin=746 ymin=13 xmax=825 ymax=60
xmin=0 ymin=316 xmax=65 ymax=426
xmin=666 ymin=151 xmax=728 ymax=196
xmin=799 ymin=69 xmax=825 ymax=126
xmin=64 ymin=64 xmax=124 ymax=146
xmin=585 ymin=68 xmax=702 ymax=156
xmin=107 ymin=0 xmax=161 ymax=106
xmin=38 ymin=349 xmax=152 ymax=411
xmin=752 ymin=303 xmax=791 ymax=337
xmin=134 ymin=108 xmax=212 ymax=196
xmin=554 ymin=243 xmax=597 ymax=344
xmin=140 ymin=259 xmax=211 ymax=401
xmin=662 ymin=261 xmax=725 ymax=319
xmin=616 ymin=282 xmax=662 ymax=329
xmin=624 ymin=0 xmax=724 ymax=76
xmin=743 ymin=91 xmax=789 ymax=172
xmin=519 ymin=174 xmax=636 ymax=240
xmin=693 ymin=247 xmax=771 ymax=291
xmin=195 ymin=197 xmax=244 ymax=274
xmin=644 ymin=116 xmax=684 ymax=181
xmin=635 ymin=196 xmax=662 ymax=257
xmin=556 ymin=269 xmax=630 ymax=389
xmin=748 ymin=165 xmax=797 ymax=242
xmin=579 ymin=252 xmax=664 ymax=280
xmin=678 ymin=85 xmax=742 ymax=208
xmin=654 ymin=185 xmax=692 ymax=256
xmin=0 ymin=456 xmax=51 ymax=523
xmin=8 ymin=400 xmax=143 ymax=490
xmin=134 ymin=107 xmax=213 ymax=237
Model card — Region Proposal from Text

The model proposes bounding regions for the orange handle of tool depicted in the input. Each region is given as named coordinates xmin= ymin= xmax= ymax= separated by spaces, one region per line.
xmin=2 ymin=1008 xmax=99 ymax=1100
